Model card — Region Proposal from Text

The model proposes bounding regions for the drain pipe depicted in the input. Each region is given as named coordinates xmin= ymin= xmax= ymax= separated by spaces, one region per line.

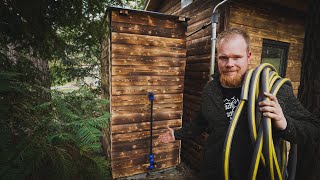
xmin=210 ymin=0 xmax=229 ymax=80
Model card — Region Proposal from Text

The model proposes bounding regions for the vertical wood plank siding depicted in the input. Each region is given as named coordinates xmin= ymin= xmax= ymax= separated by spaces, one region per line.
xmin=156 ymin=0 xmax=305 ymax=171
xmin=101 ymin=8 xmax=187 ymax=178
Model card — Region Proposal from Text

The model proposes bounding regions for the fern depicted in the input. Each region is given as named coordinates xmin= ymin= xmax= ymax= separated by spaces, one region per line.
xmin=1 ymin=66 xmax=111 ymax=179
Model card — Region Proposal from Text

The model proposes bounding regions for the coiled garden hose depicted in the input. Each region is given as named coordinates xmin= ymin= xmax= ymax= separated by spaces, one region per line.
xmin=223 ymin=63 xmax=297 ymax=180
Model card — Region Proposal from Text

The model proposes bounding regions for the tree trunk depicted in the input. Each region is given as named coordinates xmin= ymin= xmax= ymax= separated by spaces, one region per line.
xmin=296 ymin=0 xmax=320 ymax=179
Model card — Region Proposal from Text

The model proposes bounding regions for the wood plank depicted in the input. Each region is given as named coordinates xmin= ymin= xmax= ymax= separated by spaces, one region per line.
xmin=112 ymin=119 xmax=182 ymax=134
xmin=112 ymin=43 xmax=186 ymax=58
xmin=111 ymin=141 xmax=180 ymax=159
xmin=186 ymin=54 xmax=211 ymax=64
xmin=112 ymin=32 xmax=186 ymax=48
xmin=229 ymin=6 xmax=304 ymax=37
xmin=285 ymin=67 xmax=301 ymax=82
xmin=187 ymin=35 xmax=211 ymax=49
xmin=112 ymin=148 xmax=180 ymax=166
xmin=186 ymin=27 xmax=211 ymax=41
xmin=111 ymin=65 xmax=185 ymax=76
xmin=185 ymin=71 xmax=210 ymax=80
xmin=111 ymin=10 xmax=182 ymax=29
xmin=112 ymin=146 xmax=179 ymax=163
xmin=111 ymin=85 xmax=184 ymax=96
xmin=112 ymin=156 xmax=179 ymax=178
xmin=187 ymin=17 xmax=211 ymax=34
xmin=111 ymin=22 xmax=185 ymax=39
xmin=112 ymin=149 xmax=179 ymax=170
xmin=166 ymin=0 xmax=181 ymax=15
xmin=185 ymin=63 xmax=210 ymax=72
xmin=228 ymin=22 xmax=304 ymax=44
xmin=187 ymin=4 xmax=213 ymax=25
xmin=183 ymin=94 xmax=202 ymax=105
xmin=112 ymin=75 xmax=184 ymax=86
xmin=111 ymin=110 xmax=182 ymax=125
xmin=111 ymin=105 xmax=183 ymax=116
xmin=291 ymin=81 xmax=300 ymax=90
xmin=187 ymin=44 xmax=211 ymax=57
xmin=112 ymin=54 xmax=185 ymax=67
xmin=112 ymin=129 xmax=173 ymax=143
xmin=158 ymin=0 xmax=180 ymax=13
xmin=183 ymin=101 xmax=201 ymax=113
xmin=111 ymin=94 xmax=183 ymax=107
xmin=111 ymin=137 xmax=180 ymax=152
xmin=174 ymin=0 xmax=212 ymax=17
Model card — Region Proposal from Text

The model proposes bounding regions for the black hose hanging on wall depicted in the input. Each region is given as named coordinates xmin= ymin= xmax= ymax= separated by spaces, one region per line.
xmin=223 ymin=63 xmax=297 ymax=180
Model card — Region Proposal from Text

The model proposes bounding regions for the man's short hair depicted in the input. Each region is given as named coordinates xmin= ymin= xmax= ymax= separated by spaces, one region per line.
xmin=216 ymin=27 xmax=250 ymax=52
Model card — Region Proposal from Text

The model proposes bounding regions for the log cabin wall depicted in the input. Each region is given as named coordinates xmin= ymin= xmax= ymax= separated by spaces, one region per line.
xmin=101 ymin=7 xmax=187 ymax=179
xmin=153 ymin=0 xmax=305 ymax=172
xmin=156 ymin=0 xmax=224 ymax=171
xmin=228 ymin=0 xmax=305 ymax=96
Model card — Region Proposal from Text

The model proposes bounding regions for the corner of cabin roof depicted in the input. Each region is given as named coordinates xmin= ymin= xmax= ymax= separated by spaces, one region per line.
xmin=144 ymin=0 xmax=164 ymax=11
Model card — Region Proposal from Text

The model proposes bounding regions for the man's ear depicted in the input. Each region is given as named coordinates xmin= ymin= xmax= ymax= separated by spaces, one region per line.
xmin=247 ymin=51 xmax=252 ymax=63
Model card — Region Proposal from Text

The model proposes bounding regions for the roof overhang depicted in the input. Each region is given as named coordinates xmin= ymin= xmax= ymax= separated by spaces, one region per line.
xmin=144 ymin=0 xmax=164 ymax=11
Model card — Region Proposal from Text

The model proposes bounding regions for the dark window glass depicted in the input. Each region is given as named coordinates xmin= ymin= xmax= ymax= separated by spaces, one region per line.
xmin=261 ymin=39 xmax=289 ymax=77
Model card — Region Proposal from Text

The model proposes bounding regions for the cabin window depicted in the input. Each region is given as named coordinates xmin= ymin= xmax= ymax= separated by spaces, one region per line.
xmin=181 ymin=0 xmax=192 ymax=9
xmin=261 ymin=39 xmax=289 ymax=77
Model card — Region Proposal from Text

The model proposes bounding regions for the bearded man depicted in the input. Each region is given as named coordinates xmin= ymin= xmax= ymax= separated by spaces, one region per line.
xmin=158 ymin=27 xmax=320 ymax=180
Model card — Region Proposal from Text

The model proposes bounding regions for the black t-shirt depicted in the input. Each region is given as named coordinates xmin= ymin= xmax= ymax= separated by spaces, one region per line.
xmin=221 ymin=86 xmax=264 ymax=179
xmin=221 ymin=87 xmax=241 ymax=122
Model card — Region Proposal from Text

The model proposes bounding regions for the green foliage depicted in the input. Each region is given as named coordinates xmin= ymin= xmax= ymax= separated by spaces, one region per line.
xmin=1 ymin=1 xmax=146 ymax=179
xmin=0 ymin=74 xmax=111 ymax=179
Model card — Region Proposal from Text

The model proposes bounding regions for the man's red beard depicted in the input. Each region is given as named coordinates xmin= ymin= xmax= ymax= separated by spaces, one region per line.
xmin=219 ymin=70 xmax=244 ymax=88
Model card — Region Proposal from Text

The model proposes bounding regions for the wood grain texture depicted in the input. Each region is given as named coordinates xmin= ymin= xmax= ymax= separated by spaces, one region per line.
xmin=102 ymin=8 xmax=187 ymax=179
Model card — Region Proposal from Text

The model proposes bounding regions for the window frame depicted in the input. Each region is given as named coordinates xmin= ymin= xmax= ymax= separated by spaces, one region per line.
xmin=261 ymin=39 xmax=290 ymax=77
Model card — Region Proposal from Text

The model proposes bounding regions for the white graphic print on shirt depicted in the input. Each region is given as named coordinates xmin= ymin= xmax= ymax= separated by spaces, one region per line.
xmin=223 ymin=96 xmax=240 ymax=121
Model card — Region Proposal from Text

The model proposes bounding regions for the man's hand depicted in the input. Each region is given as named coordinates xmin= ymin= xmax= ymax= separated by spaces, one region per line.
xmin=158 ymin=127 xmax=175 ymax=143
xmin=259 ymin=92 xmax=287 ymax=130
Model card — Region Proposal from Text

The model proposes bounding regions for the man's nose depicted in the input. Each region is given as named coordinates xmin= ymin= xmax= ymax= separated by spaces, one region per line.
xmin=226 ymin=59 xmax=235 ymax=67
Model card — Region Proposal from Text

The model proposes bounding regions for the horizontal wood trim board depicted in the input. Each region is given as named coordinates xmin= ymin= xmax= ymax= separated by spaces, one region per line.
xmin=111 ymin=137 xmax=180 ymax=152
xmin=185 ymin=63 xmax=210 ymax=72
xmin=111 ymin=119 xmax=182 ymax=134
xmin=111 ymin=75 xmax=185 ymax=86
xmin=111 ymin=54 xmax=186 ymax=67
xmin=112 ymin=32 xmax=186 ymax=48
xmin=111 ymin=106 xmax=183 ymax=116
xmin=112 ymin=43 xmax=186 ymax=58
xmin=187 ymin=36 xmax=211 ymax=49
xmin=229 ymin=7 xmax=304 ymax=36
xmin=111 ymin=142 xmax=180 ymax=159
xmin=111 ymin=65 xmax=185 ymax=76
xmin=111 ymin=103 xmax=183 ymax=115
xmin=111 ymin=129 xmax=177 ymax=143
xmin=228 ymin=22 xmax=304 ymax=44
xmin=111 ymin=11 xmax=182 ymax=29
xmin=111 ymin=22 xmax=185 ymax=39
xmin=111 ymin=111 xmax=182 ymax=125
xmin=111 ymin=149 xmax=179 ymax=170
xmin=111 ymin=85 xmax=184 ymax=96
xmin=111 ymin=94 xmax=183 ymax=106
xmin=112 ymin=156 xmax=179 ymax=178
xmin=186 ymin=54 xmax=211 ymax=64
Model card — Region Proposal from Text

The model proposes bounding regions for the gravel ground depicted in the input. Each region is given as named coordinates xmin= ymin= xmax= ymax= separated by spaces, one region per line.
xmin=118 ymin=163 xmax=197 ymax=180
